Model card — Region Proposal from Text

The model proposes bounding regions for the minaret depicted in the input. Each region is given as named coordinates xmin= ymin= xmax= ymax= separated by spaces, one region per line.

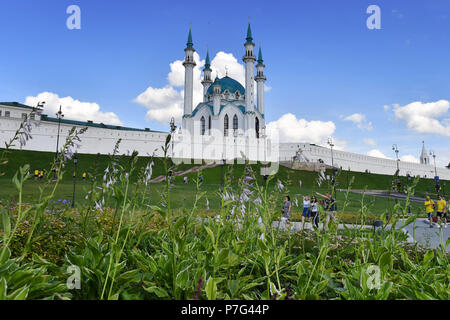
xmin=212 ymin=76 xmax=221 ymax=116
xmin=242 ymin=23 xmax=256 ymax=111
xmin=420 ymin=141 xmax=430 ymax=165
xmin=201 ymin=49 xmax=213 ymax=102
xmin=255 ymin=45 xmax=266 ymax=115
xmin=183 ymin=27 xmax=196 ymax=116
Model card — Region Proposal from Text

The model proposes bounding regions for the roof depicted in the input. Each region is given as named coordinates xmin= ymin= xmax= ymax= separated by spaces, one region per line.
xmin=0 ymin=102 xmax=42 ymax=110
xmin=39 ymin=114 xmax=165 ymax=133
xmin=204 ymin=49 xmax=211 ymax=69
xmin=206 ymin=76 xmax=245 ymax=96
xmin=190 ymin=103 xmax=246 ymax=117
xmin=257 ymin=47 xmax=264 ymax=65
xmin=186 ymin=28 xmax=194 ymax=49
xmin=246 ymin=23 xmax=253 ymax=44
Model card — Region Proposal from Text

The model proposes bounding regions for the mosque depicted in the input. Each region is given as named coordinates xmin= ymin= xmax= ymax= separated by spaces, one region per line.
xmin=0 ymin=23 xmax=449 ymax=180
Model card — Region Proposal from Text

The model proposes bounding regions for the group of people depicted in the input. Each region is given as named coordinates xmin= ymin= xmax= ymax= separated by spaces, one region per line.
xmin=282 ymin=192 xmax=337 ymax=231
xmin=33 ymin=169 xmax=87 ymax=180
xmin=424 ymin=194 xmax=448 ymax=228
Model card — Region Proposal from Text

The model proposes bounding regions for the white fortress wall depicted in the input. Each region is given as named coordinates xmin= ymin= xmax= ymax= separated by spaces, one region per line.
xmin=279 ymin=142 xmax=450 ymax=180
xmin=1 ymin=103 xmax=449 ymax=179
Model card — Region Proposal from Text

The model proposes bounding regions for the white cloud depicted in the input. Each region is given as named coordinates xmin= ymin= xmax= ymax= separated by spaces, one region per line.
xmin=367 ymin=149 xmax=391 ymax=159
xmin=363 ymin=138 xmax=377 ymax=147
xmin=135 ymin=51 xmax=253 ymax=125
xmin=266 ymin=113 xmax=346 ymax=149
xmin=400 ymin=154 xmax=420 ymax=163
xmin=343 ymin=113 xmax=373 ymax=130
xmin=25 ymin=92 xmax=122 ymax=125
xmin=392 ymin=100 xmax=450 ymax=137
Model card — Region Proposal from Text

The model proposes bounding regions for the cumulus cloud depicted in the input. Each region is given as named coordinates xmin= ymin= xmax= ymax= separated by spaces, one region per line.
xmin=266 ymin=113 xmax=346 ymax=149
xmin=367 ymin=149 xmax=390 ymax=159
xmin=363 ymin=138 xmax=377 ymax=147
xmin=400 ymin=155 xmax=420 ymax=163
xmin=367 ymin=150 xmax=421 ymax=164
xmin=392 ymin=100 xmax=450 ymax=137
xmin=135 ymin=51 xmax=254 ymax=125
xmin=25 ymin=92 xmax=122 ymax=125
xmin=343 ymin=113 xmax=373 ymax=130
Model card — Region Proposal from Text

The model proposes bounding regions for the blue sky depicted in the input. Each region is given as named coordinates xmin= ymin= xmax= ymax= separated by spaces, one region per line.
xmin=0 ymin=0 xmax=449 ymax=166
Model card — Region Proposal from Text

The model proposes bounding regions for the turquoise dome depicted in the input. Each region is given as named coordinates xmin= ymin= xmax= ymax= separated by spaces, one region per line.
xmin=207 ymin=76 xmax=245 ymax=96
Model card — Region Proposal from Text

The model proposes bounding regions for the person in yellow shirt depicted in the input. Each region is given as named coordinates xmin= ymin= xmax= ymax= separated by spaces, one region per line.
xmin=424 ymin=196 xmax=435 ymax=228
xmin=34 ymin=169 xmax=39 ymax=180
xmin=436 ymin=195 xmax=447 ymax=228
xmin=82 ymin=172 xmax=87 ymax=180
xmin=39 ymin=170 xmax=44 ymax=179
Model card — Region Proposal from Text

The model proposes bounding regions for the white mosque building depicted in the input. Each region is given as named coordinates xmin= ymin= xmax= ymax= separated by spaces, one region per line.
xmin=0 ymin=24 xmax=449 ymax=180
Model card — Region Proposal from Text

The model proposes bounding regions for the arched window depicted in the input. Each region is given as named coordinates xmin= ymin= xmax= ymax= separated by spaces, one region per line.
xmin=255 ymin=117 xmax=260 ymax=139
xmin=233 ymin=114 xmax=238 ymax=134
xmin=235 ymin=91 xmax=240 ymax=100
xmin=200 ymin=116 xmax=205 ymax=135
xmin=224 ymin=114 xmax=229 ymax=136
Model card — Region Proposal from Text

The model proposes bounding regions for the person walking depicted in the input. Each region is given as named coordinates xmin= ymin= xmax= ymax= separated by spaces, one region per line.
xmin=424 ymin=196 xmax=435 ymax=228
xmin=316 ymin=192 xmax=337 ymax=231
xmin=301 ymin=195 xmax=311 ymax=230
xmin=436 ymin=195 xmax=447 ymax=228
xmin=281 ymin=195 xmax=292 ymax=230
xmin=311 ymin=196 xmax=319 ymax=229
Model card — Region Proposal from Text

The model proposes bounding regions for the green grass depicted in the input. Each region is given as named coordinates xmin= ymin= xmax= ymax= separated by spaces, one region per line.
xmin=0 ymin=148 xmax=445 ymax=222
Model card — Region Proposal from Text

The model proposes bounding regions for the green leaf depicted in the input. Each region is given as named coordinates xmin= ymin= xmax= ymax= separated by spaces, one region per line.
xmin=1 ymin=211 xmax=10 ymax=239
xmin=205 ymin=276 xmax=217 ymax=300
xmin=0 ymin=278 xmax=7 ymax=300
xmin=379 ymin=252 xmax=392 ymax=273
xmin=0 ymin=247 xmax=11 ymax=264
xmin=204 ymin=226 xmax=215 ymax=245
xmin=9 ymin=286 xmax=29 ymax=300
xmin=423 ymin=251 xmax=434 ymax=265
xmin=143 ymin=286 xmax=169 ymax=298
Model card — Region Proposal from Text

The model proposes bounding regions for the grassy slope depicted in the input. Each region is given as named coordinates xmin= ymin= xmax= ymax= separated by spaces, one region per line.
xmin=0 ymin=149 xmax=447 ymax=219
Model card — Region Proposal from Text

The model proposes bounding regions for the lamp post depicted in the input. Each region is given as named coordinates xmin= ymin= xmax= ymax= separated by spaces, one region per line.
xmin=327 ymin=138 xmax=335 ymax=167
xmin=55 ymin=105 xmax=64 ymax=159
xmin=392 ymin=144 xmax=399 ymax=171
xmin=429 ymin=150 xmax=437 ymax=177
xmin=72 ymin=153 xmax=78 ymax=208
xmin=169 ymin=117 xmax=177 ymax=158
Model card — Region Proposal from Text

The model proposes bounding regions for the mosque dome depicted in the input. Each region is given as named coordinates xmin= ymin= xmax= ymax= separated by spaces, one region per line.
xmin=207 ymin=76 xmax=245 ymax=96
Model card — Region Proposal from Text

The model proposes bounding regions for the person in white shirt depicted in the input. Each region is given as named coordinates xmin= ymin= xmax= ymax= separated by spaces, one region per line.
xmin=301 ymin=196 xmax=311 ymax=230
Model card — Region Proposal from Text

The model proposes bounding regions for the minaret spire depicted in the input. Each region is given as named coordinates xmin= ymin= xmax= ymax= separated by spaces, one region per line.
xmin=255 ymin=44 xmax=266 ymax=115
xmin=182 ymin=26 xmax=196 ymax=129
xmin=201 ymin=47 xmax=213 ymax=102
xmin=243 ymin=22 xmax=256 ymax=112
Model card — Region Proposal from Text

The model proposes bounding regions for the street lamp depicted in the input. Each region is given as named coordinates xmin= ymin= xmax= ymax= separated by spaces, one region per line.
xmin=327 ymin=138 xmax=334 ymax=167
xmin=72 ymin=153 xmax=78 ymax=208
xmin=392 ymin=144 xmax=399 ymax=171
xmin=429 ymin=150 xmax=437 ymax=177
xmin=55 ymin=105 xmax=64 ymax=158
xmin=169 ymin=117 xmax=177 ymax=157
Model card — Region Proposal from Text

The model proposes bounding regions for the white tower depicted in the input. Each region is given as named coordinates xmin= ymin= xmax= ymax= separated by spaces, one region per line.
xmin=242 ymin=23 xmax=256 ymax=112
xmin=201 ymin=49 xmax=213 ymax=102
xmin=255 ymin=46 xmax=266 ymax=115
xmin=420 ymin=141 xmax=430 ymax=165
xmin=183 ymin=28 xmax=196 ymax=117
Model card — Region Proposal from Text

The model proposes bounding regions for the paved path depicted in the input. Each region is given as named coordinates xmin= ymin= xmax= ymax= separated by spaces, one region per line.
xmin=273 ymin=218 xmax=449 ymax=253
xmin=150 ymin=162 xmax=219 ymax=183
xmin=338 ymin=189 xmax=427 ymax=202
